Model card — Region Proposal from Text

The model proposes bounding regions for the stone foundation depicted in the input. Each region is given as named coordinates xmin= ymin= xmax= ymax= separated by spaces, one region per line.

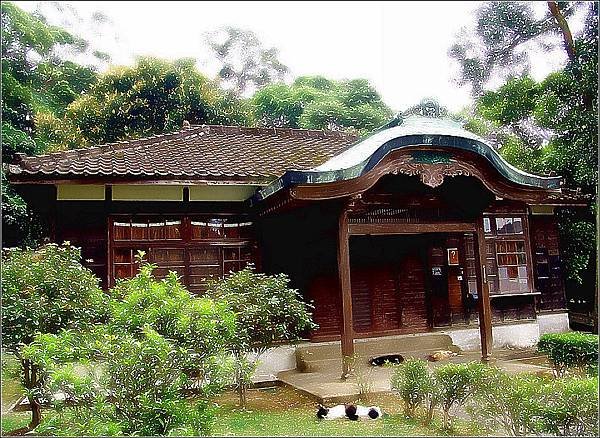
xmin=251 ymin=312 xmax=571 ymax=382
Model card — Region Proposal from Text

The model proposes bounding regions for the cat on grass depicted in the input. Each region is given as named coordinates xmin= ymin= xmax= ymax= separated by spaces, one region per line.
xmin=316 ymin=404 xmax=382 ymax=420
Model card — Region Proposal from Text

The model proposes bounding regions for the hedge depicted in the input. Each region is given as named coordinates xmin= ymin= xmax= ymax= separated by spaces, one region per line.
xmin=538 ymin=332 xmax=598 ymax=377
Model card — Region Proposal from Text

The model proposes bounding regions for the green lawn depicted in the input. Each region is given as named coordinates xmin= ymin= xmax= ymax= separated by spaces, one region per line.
xmin=1 ymin=352 xmax=30 ymax=434
xmin=1 ymin=359 xmax=483 ymax=436
xmin=210 ymin=386 xmax=482 ymax=437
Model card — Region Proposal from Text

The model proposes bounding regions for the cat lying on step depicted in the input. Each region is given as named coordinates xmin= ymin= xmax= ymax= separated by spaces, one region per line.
xmin=316 ymin=404 xmax=382 ymax=420
xmin=426 ymin=350 xmax=458 ymax=362
xmin=369 ymin=354 xmax=404 ymax=366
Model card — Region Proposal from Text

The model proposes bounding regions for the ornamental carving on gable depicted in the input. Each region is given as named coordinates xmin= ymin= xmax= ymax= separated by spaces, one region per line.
xmin=390 ymin=157 xmax=472 ymax=188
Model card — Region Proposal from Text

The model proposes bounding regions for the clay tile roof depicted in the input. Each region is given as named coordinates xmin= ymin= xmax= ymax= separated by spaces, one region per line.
xmin=8 ymin=125 xmax=359 ymax=183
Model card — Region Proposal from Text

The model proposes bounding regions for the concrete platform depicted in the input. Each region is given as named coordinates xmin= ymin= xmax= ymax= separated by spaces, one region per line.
xmin=279 ymin=347 xmax=551 ymax=404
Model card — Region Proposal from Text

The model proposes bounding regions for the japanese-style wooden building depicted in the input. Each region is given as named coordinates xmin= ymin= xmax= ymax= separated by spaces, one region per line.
xmin=7 ymin=101 xmax=586 ymax=375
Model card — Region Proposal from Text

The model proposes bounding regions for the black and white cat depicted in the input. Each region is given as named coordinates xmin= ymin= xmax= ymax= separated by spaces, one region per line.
xmin=316 ymin=404 xmax=382 ymax=421
xmin=369 ymin=354 xmax=404 ymax=366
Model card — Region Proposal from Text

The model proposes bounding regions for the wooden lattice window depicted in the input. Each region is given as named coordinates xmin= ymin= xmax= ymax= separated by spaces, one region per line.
xmin=483 ymin=214 xmax=532 ymax=295
xmin=109 ymin=215 xmax=257 ymax=292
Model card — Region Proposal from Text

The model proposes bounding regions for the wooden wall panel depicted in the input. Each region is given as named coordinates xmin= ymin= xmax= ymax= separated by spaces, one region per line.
xmin=350 ymin=269 xmax=373 ymax=333
xmin=529 ymin=215 xmax=567 ymax=311
xmin=398 ymin=254 xmax=429 ymax=333
xmin=309 ymin=275 xmax=342 ymax=339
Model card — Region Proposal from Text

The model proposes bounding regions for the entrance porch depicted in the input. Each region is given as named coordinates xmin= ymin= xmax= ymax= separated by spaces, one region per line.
xmin=277 ymin=333 xmax=551 ymax=404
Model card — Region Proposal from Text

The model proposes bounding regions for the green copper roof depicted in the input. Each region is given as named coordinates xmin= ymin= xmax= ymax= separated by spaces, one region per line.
xmin=255 ymin=101 xmax=563 ymax=201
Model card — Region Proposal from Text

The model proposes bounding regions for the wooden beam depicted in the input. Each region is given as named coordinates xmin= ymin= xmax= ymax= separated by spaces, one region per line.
xmin=348 ymin=222 xmax=476 ymax=235
xmin=337 ymin=207 xmax=354 ymax=378
xmin=474 ymin=219 xmax=493 ymax=362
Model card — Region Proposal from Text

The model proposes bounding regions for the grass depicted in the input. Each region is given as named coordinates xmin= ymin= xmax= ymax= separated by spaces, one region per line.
xmin=210 ymin=386 xmax=483 ymax=437
xmin=1 ymin=352 xmax=30 ymax=434
xmin=1 ymin=355 xmax=484 ymax=436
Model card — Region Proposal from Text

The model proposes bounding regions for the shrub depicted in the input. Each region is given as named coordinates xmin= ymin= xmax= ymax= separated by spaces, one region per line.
xmin=469 ymin=370 xmax=546 ymax=436
xmin=205 ymin=266 xmax=317 ymax=407
xmin=26 ymin=254 xmax=237 ymax=436
xmin=434 ymin=362 xmax=487 ymax=428
xmin=1 ymin=243 xmax=106 ymax=433
xmin=391 ymin=359 xmax=435 ymax=418
xmin=470 ymin=369 xmax=599 ymax=437
xmin=538 ymin=332 xmax=598 ymax=377
xmin=538 ymin=377 xmax=599 ymax=437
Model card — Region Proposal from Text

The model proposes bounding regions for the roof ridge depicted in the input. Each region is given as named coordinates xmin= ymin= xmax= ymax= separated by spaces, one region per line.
xmin=192 ymin=124 xmax=358 ymax=138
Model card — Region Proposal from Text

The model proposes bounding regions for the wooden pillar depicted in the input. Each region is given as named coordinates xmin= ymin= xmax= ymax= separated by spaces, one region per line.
xmin=474 ymin=219 xmax=493 ymax=362
xmin=337 ymin=207 xmax=354 ymax=378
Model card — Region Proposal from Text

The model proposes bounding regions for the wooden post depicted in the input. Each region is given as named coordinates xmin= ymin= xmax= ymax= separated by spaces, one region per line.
xmin=338 ymin=207 xmax=354 ymax=378
xmin=474 ymin=219 xmax=493 ymax=362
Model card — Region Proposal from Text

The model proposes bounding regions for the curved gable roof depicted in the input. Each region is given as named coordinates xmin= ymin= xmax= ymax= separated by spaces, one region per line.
xmin=256 ymin=114 xmax=563 ymax=201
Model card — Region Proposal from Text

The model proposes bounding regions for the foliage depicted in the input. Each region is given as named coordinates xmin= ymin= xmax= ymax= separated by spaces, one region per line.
xmin=390 ymin=359 xmax=436 ymax=418
xmin=469 ymin=370 xmax=549 ymax=436
xmin=1 ymin=2 xmax=98 ymax=247
xmin=110 ymin=257 xmax=237 ymax=388
xmin=470 ymin=370 xmax=599 ymax=437
xmin=537 ymin=376 xmax=599 ymax=437
xmin=1 ymin=242 xmax=106 ymax=353
xmin=24 ymin=254 xmax=237 ymax=435
xmin=0 ymin=242 xmax=106 ymax=432
xmin=106 ymin=327 xmax=215 ymax=436
xmin=449 ymin=1 xmax=582 ymax=97
xmin=458 ymin=2 xmax=598 ymax=286
xmin=205 ymin=265 xmax=317 ymax=407
xmin=252 ymin=76 xmax=392 ymax=134
xmin=538 ymin=332 xmax=599 ymax=377
xmin=434 ymin=362 xmax=488 ymax=428
xmin=204 ymin=26 xmax=289 ymax=95
xmin=48 ymin=57 xmax=253 ymax=149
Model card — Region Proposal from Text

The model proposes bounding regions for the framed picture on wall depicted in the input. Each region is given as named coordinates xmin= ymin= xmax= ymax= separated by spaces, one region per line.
xmin=447 ymin=248 xmax=459 ymax=265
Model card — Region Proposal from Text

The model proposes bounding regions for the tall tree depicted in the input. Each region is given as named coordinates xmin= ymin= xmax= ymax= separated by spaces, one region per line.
xmin=204 ymin=26 xmax=289 ymax=95
xmin=43 ymin=57 xmax=253 ymax=149
xmin=252 ymin=76 xmax=392 ymax=134
xmin=460 ymin=3 xmax=598 ymax=297
xmin=1 ymin=2 xmax=98 ymax=246
xmin=449 ymin=1 xmax=583 ymax=97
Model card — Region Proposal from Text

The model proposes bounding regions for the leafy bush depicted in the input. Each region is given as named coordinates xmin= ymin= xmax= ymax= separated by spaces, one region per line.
xmin=391 ymin=359 xmax=435 ymax=418
xmin=470 ymin=369 xmax=599 ymax=437
xmin=434 ymin=362 xmax=488 ymax=428
xmin=1 ymin=242 xmax=106 ymax=432
xmin=469 ymin=369 xmax=543 ymax=436
xmin=106 ymin=327 xmax=215 ymax=436
xmin=538 ymin=332 xmax=598 ymax=377
xmin=537 ymin=377 xmax=599 ymax=437
xmin=26 ymin=254 xmax=238 ymax=435
xmin=205 ymin=266 xmax=317 ymax=407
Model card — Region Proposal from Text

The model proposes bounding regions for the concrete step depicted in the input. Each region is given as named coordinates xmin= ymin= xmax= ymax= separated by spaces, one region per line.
xmin=296 ymin=333 xmax=461 ymax=373
xmin=298 ymin=346 xmax=461 ymax=373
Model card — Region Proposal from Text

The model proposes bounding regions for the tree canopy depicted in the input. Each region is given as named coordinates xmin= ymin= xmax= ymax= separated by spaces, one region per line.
xmin=42 ymin=57 xmax=253 ymax=150
xmin=252 ymin=76 xmax=392 ymax=133
xmin=204 ymin=26 xmax=289 ymax=95
xmin=449 ymin=1 xmax=584 ymax=97
xmin=452 ymin=2 xmax=598 ymax=287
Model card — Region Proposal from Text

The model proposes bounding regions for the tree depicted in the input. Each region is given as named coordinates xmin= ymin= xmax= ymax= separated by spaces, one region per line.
xmin=449 ymin=1 xmax=583 ymax=98
xmin=204 ymin=26 xmax=289 ymax=95
xmin=1 ymin=243 xmax=107 ymax=434
xmin=252 ymin=76 xmax=392 ymax=134
xmin=1 ymin=2 xmax=98 ymax=246
xmin=204 ymin=266 xmax=317 ymax=407
xmin=45 ymin=57 xmax=253 ymax=149
xmin=24 ymin=253 xmax=238 ymax=436
xmin=455 ymin=2 xmax=597 ymax=295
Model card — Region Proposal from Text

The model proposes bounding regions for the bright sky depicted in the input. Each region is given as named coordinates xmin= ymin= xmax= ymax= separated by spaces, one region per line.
xmin=16 ymin=1 xmax=580 ymax=113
